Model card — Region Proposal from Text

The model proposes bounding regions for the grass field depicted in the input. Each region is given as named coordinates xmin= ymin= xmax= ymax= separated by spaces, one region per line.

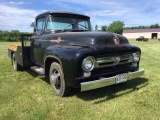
xmin=0 ymin=40 xmax=160 ymax=120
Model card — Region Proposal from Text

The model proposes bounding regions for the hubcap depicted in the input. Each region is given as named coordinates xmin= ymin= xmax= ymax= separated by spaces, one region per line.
xmin=50 ymin=69 xmax=61 ymax=89
xmin=51 ymin=74 xmax=57 ymax=85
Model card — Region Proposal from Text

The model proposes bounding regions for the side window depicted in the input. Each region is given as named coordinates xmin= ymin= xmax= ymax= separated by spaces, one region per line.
xmin=36 ymin=18 xmax=45 ymax=32
xmin=78 ymin=21 xmax=89 ymax=30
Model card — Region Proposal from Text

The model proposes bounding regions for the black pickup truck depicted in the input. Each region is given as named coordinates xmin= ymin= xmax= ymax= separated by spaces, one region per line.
xmin=8 ymin=11 xmax=144 ymax=97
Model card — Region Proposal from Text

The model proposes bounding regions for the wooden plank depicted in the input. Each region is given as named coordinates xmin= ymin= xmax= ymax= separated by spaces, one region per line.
xmin=8 ymin=45 xmax=17 ymax=51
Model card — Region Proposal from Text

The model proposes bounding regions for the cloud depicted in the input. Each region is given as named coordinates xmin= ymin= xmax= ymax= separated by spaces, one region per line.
xmin=87 ymin=10 xmax=129 ymax=16
xmin=0 ymin=0 xmax=160 ymax=32
xmin=100 ymin=1 xmax=120 ymax=5
xmin=91 ymin=18 xmax=111 ymax=30
xmin=8 ymin=1 xmax=25 ymax=5
xmin=1 ymin=1 xmax=29 ymax=6
xmin=91 ymin=16 xmax=111 ymax=24
xmin=0 ymin=4 xmax=43 ymax=32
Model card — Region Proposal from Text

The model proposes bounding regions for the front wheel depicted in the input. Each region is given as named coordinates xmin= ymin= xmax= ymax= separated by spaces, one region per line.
xmin=49 ymin=62 xmax=70 ymax=97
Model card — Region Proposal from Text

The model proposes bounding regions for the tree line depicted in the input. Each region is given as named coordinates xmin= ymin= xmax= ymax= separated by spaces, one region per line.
xmin=124 ymin=23 xmax=160 ymax=30
xmin=1 ymin=22 xmax=159 ymax=41
xmin=0 ymin=30 xmax=31 ymax=42
xmin=100 ymin=22 xmax=160 ymax=35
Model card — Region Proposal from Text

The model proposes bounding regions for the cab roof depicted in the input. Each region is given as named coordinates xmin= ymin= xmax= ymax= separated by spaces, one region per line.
xmin=36 ymin=11 xmax=90 ymax=19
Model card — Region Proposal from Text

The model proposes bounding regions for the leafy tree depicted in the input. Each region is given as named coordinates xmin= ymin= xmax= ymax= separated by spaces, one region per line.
xmin=3 ymin=31 xmax=10 ymax=41
xmin=101 ymin=25 xmax=108 ymax=31
xmin=0 ymin=30 xmax=3 ymax=41
xmin=150 ymin=23 xmax=159 ymax=28
xmin=10 ymin=30 xmax=21 ymax=41
xmin=108 ymin=21 xmax=124 ymax=34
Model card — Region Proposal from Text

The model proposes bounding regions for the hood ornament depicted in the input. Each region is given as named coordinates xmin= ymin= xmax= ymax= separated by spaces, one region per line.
xmin=114 ymin=38 xmax=120 ymax=45
xmin=112 ymin=33 xmax=120 ymax=45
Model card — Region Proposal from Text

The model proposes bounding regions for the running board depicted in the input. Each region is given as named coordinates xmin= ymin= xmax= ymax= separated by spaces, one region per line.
xmin=30 ymin=66 xmax=44 ymax=75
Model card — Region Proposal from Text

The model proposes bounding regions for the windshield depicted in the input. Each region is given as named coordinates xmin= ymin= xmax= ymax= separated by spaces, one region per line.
xmin=46 ymin=15 xmax=92 ymax=31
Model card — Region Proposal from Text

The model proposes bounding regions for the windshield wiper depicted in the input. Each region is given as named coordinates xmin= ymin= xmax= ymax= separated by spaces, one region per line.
xmin=62 ymin=23 xmax=74 ymax=32
xmin=78 ymin=24 xmax=88 ymax=29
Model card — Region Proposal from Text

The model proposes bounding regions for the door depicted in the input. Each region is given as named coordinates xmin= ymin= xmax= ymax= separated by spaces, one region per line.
xmin=31 ymin=17 xmax=46 ymax=66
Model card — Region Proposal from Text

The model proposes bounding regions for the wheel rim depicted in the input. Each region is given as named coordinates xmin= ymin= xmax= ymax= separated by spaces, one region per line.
xmin=50 ymin=68 xmax=61 ymax=90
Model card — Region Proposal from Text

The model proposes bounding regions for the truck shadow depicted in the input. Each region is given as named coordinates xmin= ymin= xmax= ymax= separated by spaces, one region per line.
xmin=25 ymin=69 xmax=50 ymax=84
xmin=76 ymin=78 xmax=148 ymax=104
xmin=25 ymin=69 xmax=148 ymax=103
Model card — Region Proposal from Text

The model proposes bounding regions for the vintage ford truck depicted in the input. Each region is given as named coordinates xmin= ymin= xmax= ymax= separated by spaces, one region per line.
xmin=8 ymin=11 xmax=144 ymax=97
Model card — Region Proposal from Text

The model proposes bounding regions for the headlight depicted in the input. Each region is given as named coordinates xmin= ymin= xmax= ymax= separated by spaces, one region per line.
xmin=133 ymin=52 xmax=140 ymax=62
xmin=82 ymin=56 xmax=95 ymax=72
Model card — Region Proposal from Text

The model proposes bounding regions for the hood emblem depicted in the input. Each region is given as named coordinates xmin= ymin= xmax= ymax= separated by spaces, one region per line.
xmin=51 ymin=37 xmax=64 ymax=43
xmin=112 ymin=57 xmax=121 ymax=64
xmin=112 ymin=33 xmax=120 ymax=45
xmin=57 ymin=37 xmax=61 ymax=43
xmin=114 ymin=38 xmax=120 ymax=45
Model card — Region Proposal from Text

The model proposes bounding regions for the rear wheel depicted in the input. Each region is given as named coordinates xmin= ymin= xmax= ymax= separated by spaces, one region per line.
xmin=12 ymin=53 xmax=22 ymax=71
xmin=49 ymin=62 xmax=70 ymax=97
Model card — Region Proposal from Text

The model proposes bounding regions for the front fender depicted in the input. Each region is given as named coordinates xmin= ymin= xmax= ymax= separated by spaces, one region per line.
xmin=44 ymin=45 xmax=94 ymax=87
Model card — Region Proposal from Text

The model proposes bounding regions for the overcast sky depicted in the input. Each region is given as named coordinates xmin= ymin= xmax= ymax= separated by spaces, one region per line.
xmin=0 ymin=0 xmax=160 ymax=32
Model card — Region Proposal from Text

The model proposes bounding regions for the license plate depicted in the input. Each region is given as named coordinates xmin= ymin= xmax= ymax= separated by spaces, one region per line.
xmin=116 ymin=73 xmax=128 ymax=83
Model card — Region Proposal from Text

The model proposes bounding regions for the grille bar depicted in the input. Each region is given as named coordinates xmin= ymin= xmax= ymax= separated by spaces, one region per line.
xmin=95 ymin=54 xmax=133 ymax=68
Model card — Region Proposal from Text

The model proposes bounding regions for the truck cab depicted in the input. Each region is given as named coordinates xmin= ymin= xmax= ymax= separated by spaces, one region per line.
xmin=31 ymin=11 xmax=92 ymax=66
xmin=8 ymin=11 xmax=144 ymax=97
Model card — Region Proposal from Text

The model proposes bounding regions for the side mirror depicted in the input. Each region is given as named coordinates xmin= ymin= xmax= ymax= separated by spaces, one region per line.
xmin=30 ymin=22 xmax=35 ymax=27
xmin=30 ymin=21 xmax=38 ymax=32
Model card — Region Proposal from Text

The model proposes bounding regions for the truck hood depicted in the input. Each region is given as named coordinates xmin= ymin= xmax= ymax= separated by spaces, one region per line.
xmin=42 ymin=31 xmax=139 ymax=54
xmin=43 ymin=31 xmax=128 ymax=45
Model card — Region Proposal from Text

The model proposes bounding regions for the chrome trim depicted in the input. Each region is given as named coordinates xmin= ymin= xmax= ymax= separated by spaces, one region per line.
xmin=82 ymin=56 xmax=95 ymax=72
xmin=81 ymin=69 xmax=145 ymax=91
xmin=97 ymin=56 xmax=114 ymax=62
xmin=95 ymin=54 xmax=134 ymax=68
xmin=133 ymin=52 xmax=140 ymax=62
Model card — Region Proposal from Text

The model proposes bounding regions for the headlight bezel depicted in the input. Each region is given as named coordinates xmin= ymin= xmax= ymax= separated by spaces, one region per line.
xmin=82 ymin=56 xmax=95 ymax=72
xmin=132 ymin=52 xmax=140 ymax=62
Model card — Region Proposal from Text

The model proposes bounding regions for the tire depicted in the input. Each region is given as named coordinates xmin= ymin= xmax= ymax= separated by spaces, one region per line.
xmin=12 ymin=53 xmax=22 ymax=71
xmin=49 ymin=62 xmax=70 ymax=97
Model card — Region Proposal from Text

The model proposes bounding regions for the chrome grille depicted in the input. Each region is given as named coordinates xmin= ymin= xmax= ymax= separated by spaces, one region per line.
xmin=95 ymin=54 xmax=133 ymax=68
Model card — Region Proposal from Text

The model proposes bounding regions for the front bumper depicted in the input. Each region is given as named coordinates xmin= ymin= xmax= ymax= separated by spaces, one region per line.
xmin=81 ymin=69 xmax=145 ymax=91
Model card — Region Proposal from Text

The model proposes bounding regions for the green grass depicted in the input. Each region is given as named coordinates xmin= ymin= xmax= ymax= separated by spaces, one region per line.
xmin=0 ymin=40 xmax=160 ymax=120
